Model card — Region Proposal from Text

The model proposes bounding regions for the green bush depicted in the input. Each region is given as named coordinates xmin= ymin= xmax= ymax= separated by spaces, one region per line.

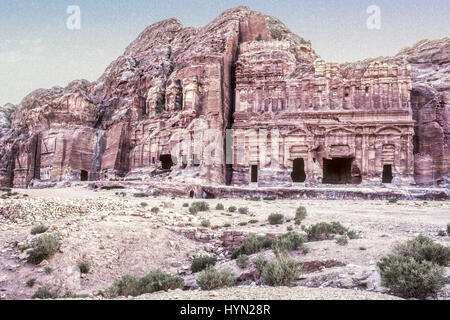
xmin=31 ymin=224 xmax=49 ymax=235
xmin=287 ymin=226 xmax=293 ymax=232
xmin=152 ymin=190 xmax=161 ymax=197
xmin=215 ymin=203 xmax=224 ymax=210
xmin=77 ymin=260 xmax=91 ymax=274
xmin=394 ymin=235 xmax=450 ymax=266
xmin=263 ymin=196 xmax=276 ymax=201
xmin=231 ymin=235 xmax=274 ymax=259
xmin=228 ymin=206 xmax=237 ymax=213
xmin=133 ymin=192 xmax=149 ymax=198
xmin=140 ymin=202 xmax=148 ymax=208
xmin=32 ymin=286 xmax=59 ymax=299
xmin=268 ymin=213 xmax=284 ymax=225
xmin=307 ymin=222 xmax=348 ymax=241
xmin=247 ymin=197 xmax=261 ymax=201
xmin=238 ymin=207 xmax=249 ymax=215
xmin=295 ymin=206 xmax=307 ymax=221
xmin=388 ymin=198 xmax=398 ymax=204
xmin=271 ymin=232 xmax=307 ymax=253
xmin=347 ymin=230 xmax=359 ymax=239
xmin=438 ymin=230 xmax=446 ymax=237
xmin=26 ymin=278 xmax=36 ymax=287
xmin=236 ymin=254 xmax=249 ymax=269
xmin=151 ymin=207 xmax=160 ymax=213
xmin=201 ymin=219 xmax=211 ymax=227
xmin=27 ymin=234 xmax=61 ymax=265
xmin=191 ymin=255 xmax=217 ymax=273
xmin=44 ymin=266 xmax=53 ymax=274
xmin=336 ymin=236 xmax=349 ymax=246
xmin=261 ymin=254 xmax=302 ymax=287
xmin=183 ymin=203 xmax=189 ymax=207
xmin=252 ymin=255 xmax=268 ymax=273
xmin=190 ymin=201 xmax=209 ymax=214
xmin=377 ymin=254 xmax=446 ymax=299
xmin=106 ymin=271 xmax=184 ymax=298
xmin=197 ymin=266 xmax=237 ymax=290
xmin=294 ymin=219 xmax=301 ymax=225
xmin=249 ymin=219 xmax=258 ymax=224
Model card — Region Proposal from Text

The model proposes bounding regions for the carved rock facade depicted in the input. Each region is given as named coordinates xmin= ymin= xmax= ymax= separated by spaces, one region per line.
xmin=0 ymin=7 xmax=448 ymax=188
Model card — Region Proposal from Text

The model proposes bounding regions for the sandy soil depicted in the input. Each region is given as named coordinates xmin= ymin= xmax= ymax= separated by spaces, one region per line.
xmin=0 ymin=186 xmax=449 ymax=300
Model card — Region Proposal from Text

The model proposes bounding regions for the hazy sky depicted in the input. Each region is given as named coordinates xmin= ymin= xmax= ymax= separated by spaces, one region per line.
xmin=0 ymin=0 xmax=449 ymax=106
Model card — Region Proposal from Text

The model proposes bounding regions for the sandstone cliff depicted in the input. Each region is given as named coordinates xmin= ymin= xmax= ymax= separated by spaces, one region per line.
xmin=0 ymin=6 xmax=448 ymax=188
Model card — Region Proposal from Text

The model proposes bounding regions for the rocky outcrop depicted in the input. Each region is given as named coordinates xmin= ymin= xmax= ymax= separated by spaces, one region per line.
xmin=0 ymin=7 xmax=448 ymax=188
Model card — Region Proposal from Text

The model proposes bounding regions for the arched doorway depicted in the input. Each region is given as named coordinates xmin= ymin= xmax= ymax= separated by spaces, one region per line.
xmin=291 ymin=158 xmax=306 ymax=183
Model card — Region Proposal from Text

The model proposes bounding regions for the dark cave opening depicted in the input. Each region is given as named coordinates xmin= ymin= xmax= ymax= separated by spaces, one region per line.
xmin=159 ymin=154 xmax=174 ymax=170
xmin=323 ymin=158 xmax=352 ymax=184
xmin=382 ymin=164 xmax=393 ymax=183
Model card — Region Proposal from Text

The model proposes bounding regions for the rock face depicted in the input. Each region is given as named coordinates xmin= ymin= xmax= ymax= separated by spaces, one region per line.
xmin=0 ymin=7 xmax=448 ymax=188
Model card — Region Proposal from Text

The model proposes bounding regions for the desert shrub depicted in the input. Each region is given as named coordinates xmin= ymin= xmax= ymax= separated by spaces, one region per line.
xmin=261 ymin=254 xmax=302 ymax=287
xmin=347 ymin=230 xmax=359 ymax=239
xmin=263 ymin=196 xmax=276 ymax=201
xmin=77 ymin=260 xmax=91 ymax=274
xmin=183 ymin=203 xmax=189 ymax=207
xmin=133 ymin=192 xmax=149 ymax=198
xmin=106 ymin=271 xmax=184 ymax=298
xmin=287 ymin=226 xmax=293 ymax=232
xmin=61 ymin=292 xmax=90 ymax=299
xmin=215 ymin=203 xmax=224 ymax=210
xmin=138 ymin=270 xmax=184 ymax=294
xmin=307 ymin=222 xmax=348 ymax=241
xmin=253 ymin=255 xmax=268 ymax=273
xmin=152 ymin=190 xmax=161 ymax=197
xmin=190 ymin=201 xmax=209 ymax=213
xmin=336 ymin=236 xmax=349 ymax=246
xmin=239 ymin=221 xmax=248 ymax=226
xmin=140 ymin=202 xmax=148 ymax=208
xmin=394 ymin=235 xmax=450 ymax=266
xmin=223 ymin=223 xmax=231 ymax=228
xmin=26 ymin=278 xmax=36 ymax=287
xmin=231 ymin=235 xmax=274 ymax=259
xmin=388 ymin=198 xmax=398 ymax=204
xmin=238 ymin=207 xmax=249 ymax=215
xmin=249 ymin=219 xmax=258 ymax=224
xmin=197 ymin=266 xmax=237 ymax=290
xmin=272 ymin=232 xmax=307 ymax=253
xmin=201 ymin=219 xmax=211 ymax=227
xmin=295 ymin=206 xmax=307 ymax=221
xmin=27 ymin=234 xmax=61 ymax=265
xmin=32 ymin=286 xmax=59 ymax=299
xmin=236 ymin=254 xmax=249 ymax=269
xmin=294 ymin=219 xmax=301 ymax=225
xmin=31 ymin=224 xmax=49 ymax=235
xmin=44 ymin=266 xmax=53 ymax=274
xmin=359 ymin=246 xmax=367 ymax=251
xmin=228 ymin=206 xmax=237 ymax=213
xmin=151 ymin=207 xmax=159 ymax=213
xmin=247 ymin=196 xmax=260 ymax=201
xmin=438 ymin=230 xmax=446 ymax=237
xmin=377 ymin=254 xmax=446 ymax=299
xmin=189 ymin=206 xmax=198 ymax=215
xmin=268 ymin=213 xmax=284 ymax=225
xmin=191 ymin=255 xmax=217 ymax=273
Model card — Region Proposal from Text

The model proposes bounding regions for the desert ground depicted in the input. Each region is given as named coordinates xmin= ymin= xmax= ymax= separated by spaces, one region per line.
xmin=0 ymin=184 xmax=449 ymax=300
